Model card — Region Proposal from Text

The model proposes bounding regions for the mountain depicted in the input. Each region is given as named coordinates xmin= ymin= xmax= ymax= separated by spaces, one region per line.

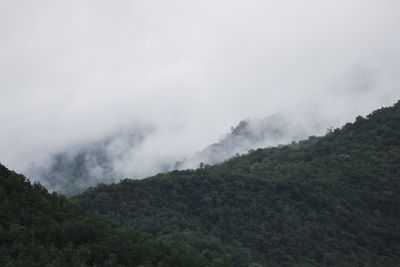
xmin=179 ymin=113 xmax=319 ymax=168
xmin=29 ymin=113 xmax=321 ymax=196
xmin=0 ymin=163 xmax=231 ymax=266
xmin=27 ymin=128 xmax=152 ymax=196
xmin=75 ymin=100 xmax=400 ymax=266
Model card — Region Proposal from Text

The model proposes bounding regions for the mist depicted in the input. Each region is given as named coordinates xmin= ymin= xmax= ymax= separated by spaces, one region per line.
xmin=1 ymin=0 xmax=400 ymax=189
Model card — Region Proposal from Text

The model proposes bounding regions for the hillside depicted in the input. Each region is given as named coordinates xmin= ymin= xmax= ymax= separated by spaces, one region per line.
xmin=76 ymin=101 xmax=400 ymax=266
xmin=0 ymin=163 xmax=231 ymax=266
xmin=26 ymin=128 xmax=150 ymax=196
xmin=27 ymin=113 xmax=319 ymax=197
xmin=178 ymin=113 xmax=317 ymax=169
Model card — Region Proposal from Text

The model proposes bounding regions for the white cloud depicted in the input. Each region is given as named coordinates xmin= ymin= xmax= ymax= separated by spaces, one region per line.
xmin=1 ymin=0 xmax=400 ymax=176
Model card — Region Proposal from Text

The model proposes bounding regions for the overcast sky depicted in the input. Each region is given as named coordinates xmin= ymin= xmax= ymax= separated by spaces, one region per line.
xmin=1 ymin=0 xmax=400 ymax=175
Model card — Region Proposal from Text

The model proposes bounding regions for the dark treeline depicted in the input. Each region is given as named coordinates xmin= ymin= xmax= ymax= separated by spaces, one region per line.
xmin=76 ymin=101 xmax=400 ymax=266
xmin=0 ymin=164 xmax=232 ymax=266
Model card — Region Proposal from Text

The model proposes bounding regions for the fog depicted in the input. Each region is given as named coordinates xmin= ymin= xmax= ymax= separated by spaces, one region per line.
xmin=1 ymin=0 xmax=400 ymax=187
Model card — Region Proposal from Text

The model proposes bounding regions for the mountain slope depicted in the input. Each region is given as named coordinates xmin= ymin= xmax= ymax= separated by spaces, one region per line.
xmin=178 ymin=113 xmax=318 ymax=169
xmin=0 ymin=163 xmax=231 ymax=266
xmin=28 ymin=113 xmax=320 ymax=196
xmin=26 ymin=128 xmax=151 ymax=196
xmin=76 ymin=101 xmax=400 ymax=266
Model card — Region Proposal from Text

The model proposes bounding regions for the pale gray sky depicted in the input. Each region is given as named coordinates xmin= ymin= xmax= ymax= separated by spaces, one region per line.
xmin=1 ymin=0 xmax=400 ymax=175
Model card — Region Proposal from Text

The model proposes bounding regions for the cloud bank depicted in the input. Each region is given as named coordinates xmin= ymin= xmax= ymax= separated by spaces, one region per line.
xmin=1 ymin=0 xmax=400 ymax=185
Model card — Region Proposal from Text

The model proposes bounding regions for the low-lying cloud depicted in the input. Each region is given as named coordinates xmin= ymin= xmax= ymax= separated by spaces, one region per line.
xmin=1 ymin=0 xmax=400 ymax=188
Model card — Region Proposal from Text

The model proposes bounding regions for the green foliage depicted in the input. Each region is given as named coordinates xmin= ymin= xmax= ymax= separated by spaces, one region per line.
xmin=0 ymin=164 xmax=231 ymax=266
xmin=76 ymin=101 xmax=400 ymax=266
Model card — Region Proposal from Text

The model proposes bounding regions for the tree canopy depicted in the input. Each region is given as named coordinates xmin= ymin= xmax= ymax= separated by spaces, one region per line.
xmin=0 ymin=163 xmax=231 ymax=266
xmin=76 ymin=101 xmax=400 ymax=266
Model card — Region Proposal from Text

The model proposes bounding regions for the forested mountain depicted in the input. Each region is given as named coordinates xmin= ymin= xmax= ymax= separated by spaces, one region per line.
xmin=76 ymin=101 xmax=400 ymax=266
xmin=0 ymin=163 xmax=231 ymax=266
xmin=27 ymin=129 xmax=149 ymax=196
xmin=178 ymin=113 xmax=317 ymax=169
xmin=29 ymin=113 xmax=319 ymax=196
xmin=27 ymin=128 xmax=152 ymax=196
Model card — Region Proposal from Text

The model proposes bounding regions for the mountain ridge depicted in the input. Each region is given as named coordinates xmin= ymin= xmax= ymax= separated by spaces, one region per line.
xmin=29 ymin=113 xmax=322 ymax=196
xmin=75 ymin=100 xmax=400 ymax=266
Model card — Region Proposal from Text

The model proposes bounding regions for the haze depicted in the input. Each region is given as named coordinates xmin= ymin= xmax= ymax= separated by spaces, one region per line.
xmin=1 ymin=0 xmax=400 ymax=182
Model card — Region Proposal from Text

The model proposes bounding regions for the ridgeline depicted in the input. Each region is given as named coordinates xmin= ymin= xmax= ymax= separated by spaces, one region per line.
xmin=76 ymin=101 xmax=400 ymax=266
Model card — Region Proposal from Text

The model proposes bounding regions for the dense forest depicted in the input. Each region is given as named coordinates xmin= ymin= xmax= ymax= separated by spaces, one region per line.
xmin=0 ymin=163 xmax=231 ymax=266
xmin=76 ymin=101 xmax=400 ymax=266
